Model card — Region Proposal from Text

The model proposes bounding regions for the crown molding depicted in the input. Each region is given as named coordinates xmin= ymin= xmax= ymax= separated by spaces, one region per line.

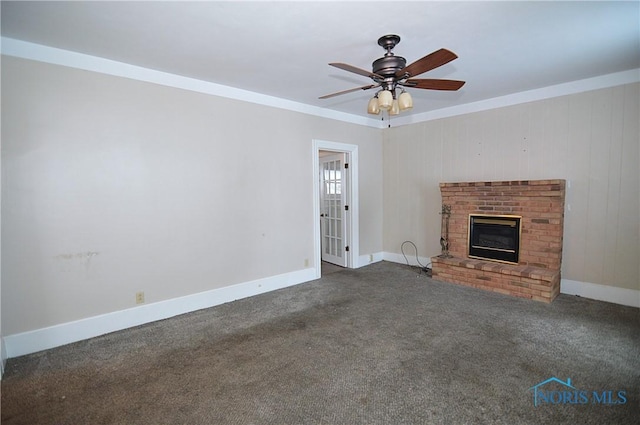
xmin=2 ymin=37 xmax=638 ymax=129
xmin=0 ymin=37 xmax=381 ymax=128
xmin=390 ymin=68 xmax=640 ymax=127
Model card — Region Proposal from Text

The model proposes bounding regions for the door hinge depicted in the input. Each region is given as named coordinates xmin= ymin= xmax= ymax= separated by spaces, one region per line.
xmin=345 ymin=246 xmax=350 ymax=252
xmin=344 ymin=163 xmax=349 ymax=169
xmin=345 ymin=205 xmax=349 ymax=211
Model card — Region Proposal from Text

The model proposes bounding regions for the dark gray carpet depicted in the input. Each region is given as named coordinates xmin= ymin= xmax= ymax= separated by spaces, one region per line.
xmin=2 ymin=261 xmax=639 ymax=424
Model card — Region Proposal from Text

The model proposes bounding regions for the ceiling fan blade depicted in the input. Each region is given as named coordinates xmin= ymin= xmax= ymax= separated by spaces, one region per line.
xmin=319 ymin=84 xmax=379 ymax=99
xmin=402 ymin=79 xmax=466 ymax=91
xmin=396 ymin=48 xmax=458 ymax=79
xmin=329 ymin=63 xmax=383 ymax=79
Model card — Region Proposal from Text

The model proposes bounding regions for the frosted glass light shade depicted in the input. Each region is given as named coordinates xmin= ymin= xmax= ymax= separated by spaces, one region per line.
xmin=367 ymin=97 xmax=380 ymax=114
xmin=398 ymin=91 xmax=413 ymax=110
xmin=377 ymin=90 xmax=393 ymax=110
xmin=390 ymin=99 xmax=400 ymax=115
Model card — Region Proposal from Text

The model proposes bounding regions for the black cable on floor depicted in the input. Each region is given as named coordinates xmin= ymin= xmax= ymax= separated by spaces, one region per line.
xmin=401 ymin=241 xmax=432 ymax=276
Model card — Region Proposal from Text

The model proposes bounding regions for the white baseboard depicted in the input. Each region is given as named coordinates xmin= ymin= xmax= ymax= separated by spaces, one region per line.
xmin=3 ymin=267 xmax=317 ymax=359
xmin=561 ymin=279 xmax=640 ymax=308
xmin=5 ymin=265 xmax=635 ymax=361
xmin=356 ymin=252 xmax=384 ymax=268
xmin=1 ymin=337 xmax=6 ymax=379
xmin=383 ymin=251 xmax=435 ymax=269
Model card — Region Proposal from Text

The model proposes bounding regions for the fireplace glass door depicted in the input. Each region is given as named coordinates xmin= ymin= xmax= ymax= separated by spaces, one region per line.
xmin=468 ymin=215 xmax=521 ymax=264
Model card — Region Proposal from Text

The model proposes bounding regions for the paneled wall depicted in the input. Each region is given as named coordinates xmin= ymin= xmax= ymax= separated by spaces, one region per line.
xmin=383 ymin=83 xmax=639 ymax=291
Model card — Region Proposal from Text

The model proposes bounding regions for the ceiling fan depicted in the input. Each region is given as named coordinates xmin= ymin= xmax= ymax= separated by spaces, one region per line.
xmin=320 ymin=34 xmax=465 ymax=115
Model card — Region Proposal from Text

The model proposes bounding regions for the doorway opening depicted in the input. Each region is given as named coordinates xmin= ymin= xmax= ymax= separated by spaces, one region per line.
xmin=312 ymin=140 xmax=359 ymax=278
xmin=319 ymin=151 xmax=347 ymax=269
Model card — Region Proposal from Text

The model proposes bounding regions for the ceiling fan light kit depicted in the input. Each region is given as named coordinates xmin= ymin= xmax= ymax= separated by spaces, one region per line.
xmin=390 ymin=99 xmax=400 ymax=116
xmin=398 ymin=91 xmax=413 ymax=111
xmin=320 ymin=34 xmax=465 ymax=116
xmin=377 ymin=89 xmax=393 ymax=110
xmin=367 ymin=96 xmax=380 ymax=115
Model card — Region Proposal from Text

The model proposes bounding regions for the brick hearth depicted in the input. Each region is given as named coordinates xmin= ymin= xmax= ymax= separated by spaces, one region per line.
xmin=431 ymin=180 xmax=565 ymax=302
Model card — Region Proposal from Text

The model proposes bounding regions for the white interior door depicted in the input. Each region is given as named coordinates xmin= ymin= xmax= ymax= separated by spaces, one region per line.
xmin=320 ymin=153 xmax=348 ymax=267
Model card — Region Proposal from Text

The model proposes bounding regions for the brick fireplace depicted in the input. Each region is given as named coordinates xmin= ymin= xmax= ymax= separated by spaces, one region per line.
xmin=431 ymin=180 xmax=566 ymax=303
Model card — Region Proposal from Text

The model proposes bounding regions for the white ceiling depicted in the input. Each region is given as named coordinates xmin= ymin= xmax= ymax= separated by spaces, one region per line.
xmin=2 ymin=1 xmax=639 ymax=123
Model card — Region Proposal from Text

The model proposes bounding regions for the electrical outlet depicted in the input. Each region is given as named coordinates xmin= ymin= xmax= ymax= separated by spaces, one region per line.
xmin=135 ymin=291 xmax=145 ymax=304
xmin=304 ymin=258 xmax=309 ymax=267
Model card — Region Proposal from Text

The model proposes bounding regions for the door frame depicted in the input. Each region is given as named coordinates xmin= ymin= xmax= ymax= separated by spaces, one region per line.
xmin=312 ymin=139 xmax=359 ymax=278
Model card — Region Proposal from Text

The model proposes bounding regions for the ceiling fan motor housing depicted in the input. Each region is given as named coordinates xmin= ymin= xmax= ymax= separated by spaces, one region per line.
xmin=373 ymin=34 xmax=406 ymax=89
xmin=372 ymin=55 xmax=406 ymax=78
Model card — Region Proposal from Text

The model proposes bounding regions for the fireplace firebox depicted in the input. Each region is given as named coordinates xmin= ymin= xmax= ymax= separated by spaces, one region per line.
xmin=468 ymin=214 xmax=521 ymax=264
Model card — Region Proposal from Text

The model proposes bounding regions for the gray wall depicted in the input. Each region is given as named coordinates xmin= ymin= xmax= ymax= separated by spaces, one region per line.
xmin=1 ymin=56 xmax=383 ymax=336
xmin=383 ymin=83 xmax=639 ymax=291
